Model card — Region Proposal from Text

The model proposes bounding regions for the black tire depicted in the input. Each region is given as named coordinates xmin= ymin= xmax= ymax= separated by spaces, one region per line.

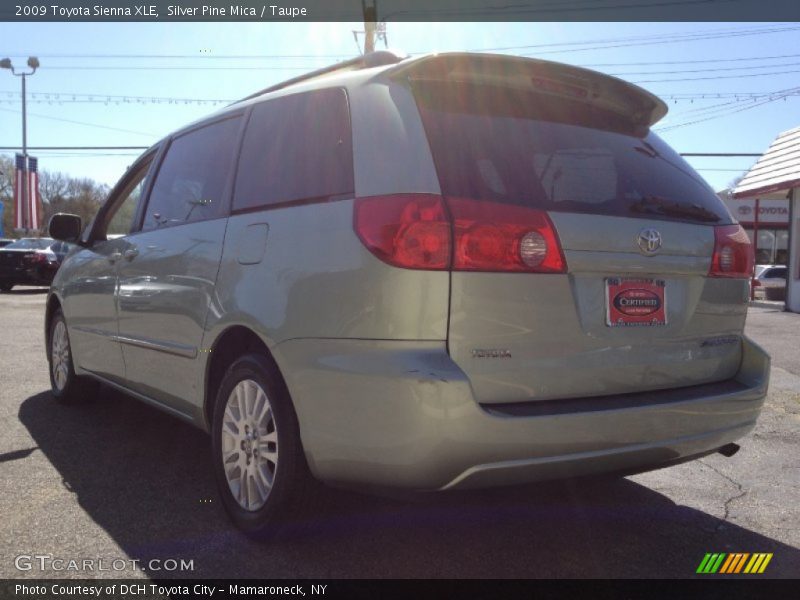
xmin=0 ymin=283 xmax=13 ymax=292
xmin=211 ymin=353 xmax=316 ymax=540
xmin=48 ymin=309 xmax=98 ymax=404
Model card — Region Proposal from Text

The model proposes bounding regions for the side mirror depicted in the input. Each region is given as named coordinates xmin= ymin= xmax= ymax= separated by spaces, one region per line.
xmin=49 ymin=213 xmax=83 ymax=243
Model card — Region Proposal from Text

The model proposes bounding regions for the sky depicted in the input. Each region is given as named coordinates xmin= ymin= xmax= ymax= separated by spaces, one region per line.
xmin=1 ymin=21 xmax=799 ymax=192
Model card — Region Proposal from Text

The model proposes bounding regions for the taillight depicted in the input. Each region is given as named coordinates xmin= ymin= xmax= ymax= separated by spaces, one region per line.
xmin=353 ymin=194 xmax=567 ymax=273
xmin=25 ymin=252 xmax=47 ymax=265
xmin=354 ymin=194 xmax=451 ymax=270
xmin=447 ymin=197 xmax=566 ymax=273
xmin=709 ymin=224 xmax=754 ymax=278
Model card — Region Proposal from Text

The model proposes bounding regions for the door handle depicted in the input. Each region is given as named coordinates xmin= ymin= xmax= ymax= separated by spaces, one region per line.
xmin=123 ymin=248 xmax=139 ymax=261
xmin=108 ymin=251 xmax=122 ymax=264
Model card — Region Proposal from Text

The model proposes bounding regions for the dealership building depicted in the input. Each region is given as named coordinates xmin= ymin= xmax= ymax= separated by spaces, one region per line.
xmin=729 ymin=125 xmax=800 ymax=313
xmin=720 ymin=191 xmax=790 ymax=266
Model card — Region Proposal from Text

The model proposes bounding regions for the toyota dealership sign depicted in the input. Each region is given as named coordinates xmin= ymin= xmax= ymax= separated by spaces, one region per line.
xmin=723 ymin=198 xmax=790 ymax=225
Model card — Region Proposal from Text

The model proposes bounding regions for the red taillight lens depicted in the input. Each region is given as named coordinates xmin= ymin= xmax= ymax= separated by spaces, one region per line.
xmin=447 ymin=197 xmax=566 ymax=273
xmin=25 ymin=252 xmax=47 ymax=265
xmin=709 ymin=224 xmax=754 ymax=278
xmin=354 ymin=194 xmax=451 ymax=270
xmin=354 ymin=195 xmax=567 ymax=273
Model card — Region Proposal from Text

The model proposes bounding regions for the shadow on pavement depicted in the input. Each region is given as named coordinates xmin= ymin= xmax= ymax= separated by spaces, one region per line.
xmin=19 ymin=388 xmax=800 ymax=578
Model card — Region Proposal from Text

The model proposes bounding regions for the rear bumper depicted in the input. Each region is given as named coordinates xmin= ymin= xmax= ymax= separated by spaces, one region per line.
xmin=0 ymin=264 xmax=56 ymax=286
xmin=276 ymin=336 xmax=769 ymax=491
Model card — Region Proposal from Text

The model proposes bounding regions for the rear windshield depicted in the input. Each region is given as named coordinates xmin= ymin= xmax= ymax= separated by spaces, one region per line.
xmin=4 ymin=238 xmax=52 ymax=250
xmin=414 ymin=81 xmax=732 ymax=225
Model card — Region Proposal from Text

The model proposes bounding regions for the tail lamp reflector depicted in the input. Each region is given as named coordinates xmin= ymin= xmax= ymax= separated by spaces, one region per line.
xmin=709 ymin=224 xmax=754 ymax=278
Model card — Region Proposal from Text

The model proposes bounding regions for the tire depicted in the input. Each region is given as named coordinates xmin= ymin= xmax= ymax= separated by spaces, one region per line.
xmin=211 ymin=353 xmax=315 ymax=540
xmin=0 ymin=283 xmax=13 ymax=292
xmin=48 ymin=309 xmax=98 ymax=404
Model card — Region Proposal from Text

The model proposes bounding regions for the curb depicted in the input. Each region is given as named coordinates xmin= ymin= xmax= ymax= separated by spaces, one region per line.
xmin=749 ymin=301 xmax=786 ymax=310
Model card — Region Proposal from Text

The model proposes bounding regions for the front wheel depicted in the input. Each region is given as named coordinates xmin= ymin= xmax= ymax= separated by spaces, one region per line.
xmin=211 ymin=353 xmax=315 ymax=540
xmin=48 ymin=309 xmax=97 ymax=403
xmin=0 ymin=283 xmax=13 ymax=292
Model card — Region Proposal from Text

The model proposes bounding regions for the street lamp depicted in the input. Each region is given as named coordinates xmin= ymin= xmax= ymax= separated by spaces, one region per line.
xmin=1 ymin=56 xmax=39 ymax=234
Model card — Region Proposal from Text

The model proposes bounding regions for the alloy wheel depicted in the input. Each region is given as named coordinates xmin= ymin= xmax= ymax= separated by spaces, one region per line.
xmin=221 ymin=379 xmax=279 ymax=511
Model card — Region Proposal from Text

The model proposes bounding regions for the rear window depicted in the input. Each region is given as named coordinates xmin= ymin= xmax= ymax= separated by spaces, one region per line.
xmin=414 ymin=81 xmax=731 ymax=225
xmin=763 ymin=267 xmax=787 ymax=278
xmin=233 ymin=88 xmax=354 ymax=211
xmin=4 ymin=238 xmax=52 ymax=250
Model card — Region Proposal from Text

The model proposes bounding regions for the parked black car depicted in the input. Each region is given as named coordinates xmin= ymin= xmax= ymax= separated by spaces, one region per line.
xmin=0 ymin=238 xmax=73 ymax=291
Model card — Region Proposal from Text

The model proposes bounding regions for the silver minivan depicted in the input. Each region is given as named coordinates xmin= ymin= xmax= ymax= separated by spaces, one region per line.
xmin=46 ymin=51 xmax=770 ymax=538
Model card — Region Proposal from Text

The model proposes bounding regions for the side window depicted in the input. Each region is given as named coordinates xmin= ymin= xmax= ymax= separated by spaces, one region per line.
xmin=142 ymin=116 xmax=241 ymax=231
xmin=105 ymin=156 xmax=153 ymax=238
xmin=233 ymin=88 xmax=353 ymax=211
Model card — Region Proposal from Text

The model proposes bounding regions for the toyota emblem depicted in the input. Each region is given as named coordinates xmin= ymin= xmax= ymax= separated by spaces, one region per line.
xmin=637 ymin=228 xmax=662 ymax=256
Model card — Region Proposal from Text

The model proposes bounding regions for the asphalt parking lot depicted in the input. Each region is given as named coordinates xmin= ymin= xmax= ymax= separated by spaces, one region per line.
xmin=0 ymin=288 xmax=798 ymax=579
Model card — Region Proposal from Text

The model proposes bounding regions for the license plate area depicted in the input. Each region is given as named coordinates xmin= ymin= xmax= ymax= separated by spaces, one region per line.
xmin=606 ymin=277 xmax=667 ymax=327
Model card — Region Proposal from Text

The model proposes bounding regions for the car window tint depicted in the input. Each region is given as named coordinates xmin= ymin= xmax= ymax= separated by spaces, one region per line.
xmin=233 ymin=88 xmax=353 ymax=211
xmin=143 ymin=116 xmax=241 ymax=231
xmin=766 ymin=268 xmax=787 ymax=278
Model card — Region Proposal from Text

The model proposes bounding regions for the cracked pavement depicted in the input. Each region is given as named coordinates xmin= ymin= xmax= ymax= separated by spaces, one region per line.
xmin=0 ymin=290 xmax=798 ymax=579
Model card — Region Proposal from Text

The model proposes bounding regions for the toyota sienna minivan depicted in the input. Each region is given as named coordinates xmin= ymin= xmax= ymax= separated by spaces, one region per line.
xmin=46 ymin=51 xmax=770 ymax=538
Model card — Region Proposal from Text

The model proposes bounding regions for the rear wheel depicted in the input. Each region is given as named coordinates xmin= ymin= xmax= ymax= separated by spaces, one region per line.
xmin=0 ymin=283 xmax=13 ymax=292
xmin=48 ymin=309 xmax=97 ymax=403
xmin=211 ymin=353 xmax=315 ymax=540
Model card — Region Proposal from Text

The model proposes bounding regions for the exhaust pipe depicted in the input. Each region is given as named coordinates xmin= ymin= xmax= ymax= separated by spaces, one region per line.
xmin=718 ymin=443 xmax=741 ymax=458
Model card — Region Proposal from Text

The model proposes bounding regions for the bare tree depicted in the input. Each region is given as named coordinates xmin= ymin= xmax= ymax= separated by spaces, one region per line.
xmin=0 ymin=153 xmax=110 ymax=238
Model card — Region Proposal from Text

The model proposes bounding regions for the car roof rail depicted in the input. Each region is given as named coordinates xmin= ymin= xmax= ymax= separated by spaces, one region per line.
xmin=232 ymin=50 xmax=407 ymax=105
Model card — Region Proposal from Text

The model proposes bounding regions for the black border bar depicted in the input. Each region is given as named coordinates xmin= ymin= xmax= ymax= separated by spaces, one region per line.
xmin=0 ymin=579 xmax=794 ymax=600
xmin=3 ymin=0 xmax=800 ymax=22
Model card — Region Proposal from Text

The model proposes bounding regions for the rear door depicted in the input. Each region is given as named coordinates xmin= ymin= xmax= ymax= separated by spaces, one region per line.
xmin=115 ymin=114 xmax=243 ymax=413
xmin=412 ymin=77 xmax=749 ymax=404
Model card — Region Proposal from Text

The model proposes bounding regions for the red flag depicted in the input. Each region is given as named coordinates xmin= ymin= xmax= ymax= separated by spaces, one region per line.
xmin=13 ymin=153 xmax=25 ymax=231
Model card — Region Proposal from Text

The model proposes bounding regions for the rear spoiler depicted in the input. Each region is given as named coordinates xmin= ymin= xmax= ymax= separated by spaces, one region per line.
xmin=387 ymin=53 xmax=668 ymax=127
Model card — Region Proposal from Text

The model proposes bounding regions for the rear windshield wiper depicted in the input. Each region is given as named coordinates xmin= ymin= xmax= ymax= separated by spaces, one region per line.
xmin=629 ymin=195 xmax=721 ymax=223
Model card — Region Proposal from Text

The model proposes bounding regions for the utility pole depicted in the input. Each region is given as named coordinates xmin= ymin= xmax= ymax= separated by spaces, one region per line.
xmin=1 ymin=56 xmax=39 ymax=235
xmin=362 ymin=0 xmax=376 ymax=54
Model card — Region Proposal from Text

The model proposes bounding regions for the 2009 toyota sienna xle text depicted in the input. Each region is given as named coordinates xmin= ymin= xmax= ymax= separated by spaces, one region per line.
xmin=45 ymin=51 xmax=770 ymax=538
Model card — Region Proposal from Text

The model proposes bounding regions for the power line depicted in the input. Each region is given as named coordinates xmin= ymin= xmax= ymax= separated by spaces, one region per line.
xmin=39 ymin=65 xmax=321 ymax=71
xmin=5 ymin=24 xmax=798 ymax=64
xmin=680 ymin=153 xmax=762 ymax=157
xmin=609 ymin=60 xmax=800 ymax=77
xmin=0 ymin=53 xmax=351 ymax=60
xmin=657 ymin=90 xmax=797 ymax=132
xmin=0 ymin=107 xmax=157 ymax=137
xmin=0 ymin=90 xmax=233 ymax=105
xmin=581 ymin=52 xmax=800 ymax=67
xmin=632 ymin=68 xmax=800 ymax=84
xmin=0 ymin=146 xmax=762 ymax=157
xmin=0 ymin=146 xmax=149 ymax=150
xmin=515 ymin=25 xmax=800 ymax=56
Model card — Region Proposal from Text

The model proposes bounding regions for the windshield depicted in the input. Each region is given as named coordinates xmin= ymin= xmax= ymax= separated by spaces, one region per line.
xmin=414 ymin=81 xmax=733 ymax=225
xmin=4 ymin=238 xmax=53 ymax=250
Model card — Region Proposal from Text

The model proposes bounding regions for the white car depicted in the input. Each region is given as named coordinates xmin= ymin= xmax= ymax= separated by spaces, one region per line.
xmin=753 ymin=264 xmax=787 ymax=300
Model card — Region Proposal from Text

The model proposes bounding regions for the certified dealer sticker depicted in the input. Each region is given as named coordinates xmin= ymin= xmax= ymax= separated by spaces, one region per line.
xmin=606 ymin=278 xmax=667 ymax=327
